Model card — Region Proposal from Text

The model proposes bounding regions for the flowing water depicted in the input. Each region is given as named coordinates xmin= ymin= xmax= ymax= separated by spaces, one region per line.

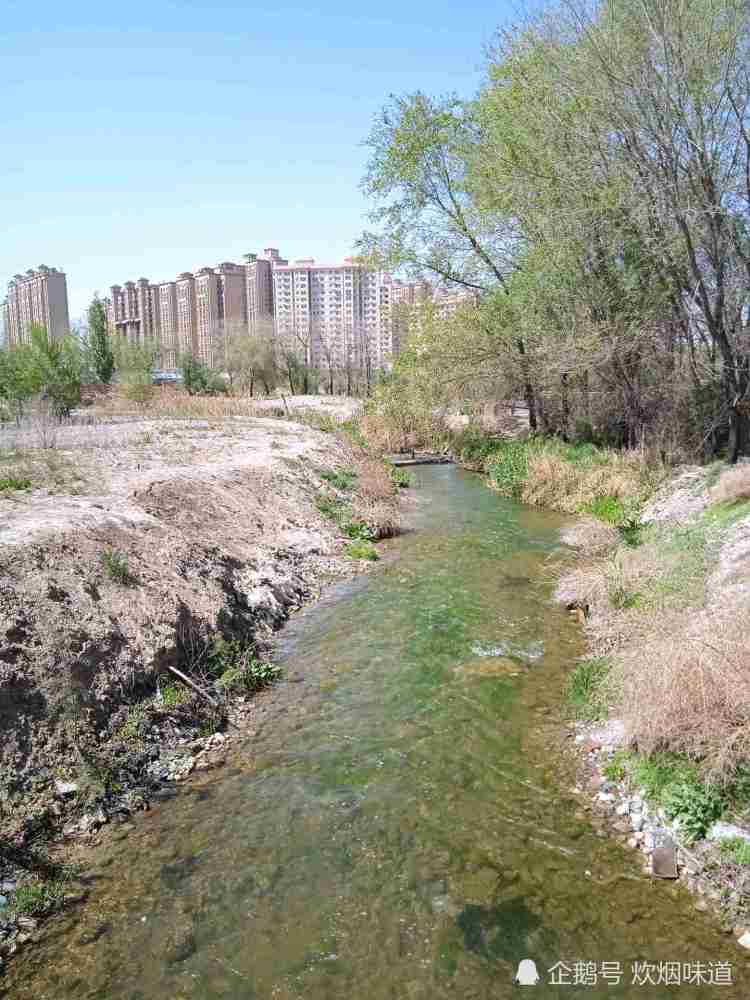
xmin=5 ymin=466 xmax=748 ymax=999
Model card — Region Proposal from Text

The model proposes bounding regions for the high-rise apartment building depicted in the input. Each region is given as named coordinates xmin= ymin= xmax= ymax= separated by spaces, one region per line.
xmin=244 ymin=248 xmax=286 ymax=336
xmin=272 ymin=257 xmax=397 ymax=373
xmin=175 ymin=272 xmax=197 ymax=360
xmin=2 ymin=266 xmax=70 ymax=346
xmin=106 ymin=278 xmax=161 ymax=345
xmin=194 ymin=262 xmax=246 ymax=366
xmin=158 ymin=281 xmax=179 ymax=370
xmin=103 ymin=248 xmax=404 ymax=377
xmin=433 ymin=287 xmax=481 ymax=318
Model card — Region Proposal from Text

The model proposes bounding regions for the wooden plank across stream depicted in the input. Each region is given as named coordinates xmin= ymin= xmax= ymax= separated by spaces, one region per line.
xmin=386 ymin=453 xmax=453 ymax=467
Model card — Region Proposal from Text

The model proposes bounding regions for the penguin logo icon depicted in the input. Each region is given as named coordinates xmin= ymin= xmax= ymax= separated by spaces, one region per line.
xmin=515 ymin=959 xmax=540 ymax=986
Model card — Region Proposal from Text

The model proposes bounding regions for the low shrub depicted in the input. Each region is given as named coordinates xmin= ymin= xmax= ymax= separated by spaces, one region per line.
xmin=614 ymin=751 xmax=726 ymax=842
xmin=661 ymin=779 xmax=725 ymax=842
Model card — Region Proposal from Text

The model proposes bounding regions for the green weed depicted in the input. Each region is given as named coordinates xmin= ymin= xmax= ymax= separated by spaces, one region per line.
xmin=344 ymin=539 xmax=379 ymax=561
xmin=485 ymin=440 xmax=531 ymax=497
xmin=11 ymin=881 xmax=66 ymax=916
xmin=341 ymin=519 xmax=375 ymax=542
xmin=116 ymin=704 xmax=150 ymax=744
xmin=580 ymin=495 xmax=627 ymax=524
xmin=209 ymin=635 xmax=281 ymax=693
xmin=625 ymin=752 xmax=727 ymax=842
xmin=100 ymin=548 xmax=133 ymax=585
xmin=160 ymin=683 xmax=190 ymax=708
xmin=389 ymin=466 xmax=413 ymax=488
xmin=320 ymin=468 xmax=357 ymax=491
xmin=718 ymin=838 xmax=750 ymax=866
xmin=565 ymin=658 xmax=611 ymax=721
xmin=0 ymin=474 xmax=32 ymax=492
xmin=314 ymin=493 xmax=347 ymax=521
xmin=602 ymin=750 xmax=628 ymax=782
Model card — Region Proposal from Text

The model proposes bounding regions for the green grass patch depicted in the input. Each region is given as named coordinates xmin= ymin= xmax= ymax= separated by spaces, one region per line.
xmin=341 ymin=519 xmax=375 ymax=542
xmin=115 ymin=703 xmax=150 ymax=745
xmin=703 ymin=498 xmax=750 ymax=529
xmin=602 ymin=749 xmax=628 ymax=782
xmin=11 ymin=880 xmax=66 ymax=917
xmin=718 ymin=837 xmax=750 ymax=866
xmin=580 ymin=495 xmax=627 ymax=524
xmin=388 ymin=465 xmax=413 ymax=488
xmin=623 ymin=751 xmax=727 ymax=842
xmin=320 ymin=468 xmax=357 ymax=491
xmin=485 ymin=440 xmax=531 ymax=497
xmin=0 ymin=474 xmax=32 ymax=492
xmin=314 ymin=492 xmax=348 ymax=521
xmin=565 ymin=657 xmax=611 ymax=721
xmin=100 ymin=547 xmax=133 ymax=585
xmin=344 ymin=539 xmax=379 ymax=561
xmin=209 ymin=636 xmax=281 ymax=693
xmin=159 ymin=683 xmax=190 ymax=708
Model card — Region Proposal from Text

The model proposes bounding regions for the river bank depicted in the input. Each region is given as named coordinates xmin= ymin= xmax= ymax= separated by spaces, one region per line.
xmin=555 ymin=463 xmax=750 ymax=941
xmin=442 ymin=429 xmax=750 ymax=939
xmin=4 ymin=461 xmax=747 ymax=999
xmin=0 ymin=410 xmax=403 ymax=973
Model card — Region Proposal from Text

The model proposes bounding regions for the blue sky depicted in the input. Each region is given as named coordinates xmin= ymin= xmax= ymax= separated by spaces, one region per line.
xmin=1 ymin=0 xmax=512 ymax=320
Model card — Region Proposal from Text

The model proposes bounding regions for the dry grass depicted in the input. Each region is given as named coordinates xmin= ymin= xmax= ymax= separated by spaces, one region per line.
xmin=710 ymin=464 xmax=750 ymax=505
xmin=521 ymin=447 xmax=658 ymax=514
xmin=560 ymin=517 xmax=621 ymax=556
xmin=340 ymin=448 xmax=400 ymax=539
xmin=615 ymin=606 xmax=750 ymax=778
xmin=95 ymin=388 xmax=265 ymax=420
xmin=358 ymin=410 xmax=445 ymax=454
xmin=93 ymin=389 xmax=361 ymax=425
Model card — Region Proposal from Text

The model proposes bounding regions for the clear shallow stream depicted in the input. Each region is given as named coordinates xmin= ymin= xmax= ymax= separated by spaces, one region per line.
xmin=4 ymin=466 xmax=748 ymax=999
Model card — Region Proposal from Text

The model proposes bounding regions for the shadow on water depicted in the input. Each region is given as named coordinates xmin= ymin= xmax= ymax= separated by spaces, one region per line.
xmin=4 ymin=465 xmax=749 ymax=999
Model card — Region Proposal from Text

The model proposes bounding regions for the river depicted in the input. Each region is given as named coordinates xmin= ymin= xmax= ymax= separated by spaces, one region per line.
xmin=4 ymin=465 xmax=747 ymax=998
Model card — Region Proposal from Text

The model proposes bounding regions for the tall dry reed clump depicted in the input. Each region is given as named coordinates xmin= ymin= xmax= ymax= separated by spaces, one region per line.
xmin=348 ymin=451 xmax=400 ymax=539
xmin=614 ymin=606 xmax=750 ymax=780
xmin=710 ymin=464 xmax=750 ymax=505
xmin=520 ymin=446 xmax=661 ymax=514
xmin=95 ymin=388 xmax=263 ymax=420
xmin=358 ymin=410 xmax=445 ymax=454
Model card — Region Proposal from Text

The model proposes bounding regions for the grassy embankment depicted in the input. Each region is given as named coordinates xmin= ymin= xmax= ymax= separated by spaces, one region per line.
xmin=361 ymin=413 xmax=750 ymax=853
xmin=473 ymin=432 xmax=750 ymax=851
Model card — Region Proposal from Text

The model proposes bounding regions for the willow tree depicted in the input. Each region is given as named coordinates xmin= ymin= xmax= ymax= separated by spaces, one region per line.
xmin=358 ymin=92 xmax=542 ymax=424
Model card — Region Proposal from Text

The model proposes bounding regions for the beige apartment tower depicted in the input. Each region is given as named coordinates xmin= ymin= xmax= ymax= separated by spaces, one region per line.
xmin=2 ymin=266 xmax=70 ymax=346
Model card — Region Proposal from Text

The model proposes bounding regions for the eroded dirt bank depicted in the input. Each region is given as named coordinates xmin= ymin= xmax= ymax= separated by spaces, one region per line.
xmin=0 ymin=414 xmax=397 ymax=967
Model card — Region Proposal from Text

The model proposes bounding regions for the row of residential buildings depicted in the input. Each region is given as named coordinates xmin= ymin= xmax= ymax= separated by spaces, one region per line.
xmin=104 ymin=249 xmax=479 ymax=373
xmin=2 ymin=254 xmax=479 ymax=375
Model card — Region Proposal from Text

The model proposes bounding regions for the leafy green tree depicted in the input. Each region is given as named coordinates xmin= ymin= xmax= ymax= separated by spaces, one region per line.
xmin=86 ymin=295 xmax=114 ymax=384
xmin=178 ymin=354 xmax=227 ymax=396
xmin=114 ymin=337 xmax=159 ymax=403
xmin=0 ymin=325 xmax=82 ymax=420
